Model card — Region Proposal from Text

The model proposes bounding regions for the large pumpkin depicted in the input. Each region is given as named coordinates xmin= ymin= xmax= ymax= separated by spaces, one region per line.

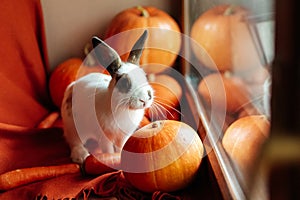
xmin=121 ymin=120 xmax=204 ymax=193
xmin=190 ymin=5 xmax=263 ymax=72
xmin=104 ymin=6 xmax=182 ymax=74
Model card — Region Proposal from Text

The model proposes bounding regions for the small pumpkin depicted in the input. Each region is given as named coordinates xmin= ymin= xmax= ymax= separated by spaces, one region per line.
xmin=190 ymin=5 xmax=262 ymax=72
xmin=121 ymin=120 xmax=204 ymax=193
xmin=104 ymin=6 xmax=182 ymax=74
xmin=146 ymin=74 xmax=182 ymax=121
xmin=222 ymin=115 xmax=270 ymax=178
xmin=49 ymin=58 xmax=83 ymax=108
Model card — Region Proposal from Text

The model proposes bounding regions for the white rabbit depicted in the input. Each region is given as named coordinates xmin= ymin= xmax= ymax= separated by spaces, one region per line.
xmin=61 ymin=30 xmax=154 ymax=164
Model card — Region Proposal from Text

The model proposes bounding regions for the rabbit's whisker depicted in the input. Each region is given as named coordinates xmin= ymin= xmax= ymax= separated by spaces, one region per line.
xmin=154 ymin=96 xmax=177 ymax=107
xmin=154 ymin=101 xmax=175 ymax=118
xmin=154 ymin=99 xmax=182 ymax=116
xmin=151 ymin=102 xmax=167 ymax=119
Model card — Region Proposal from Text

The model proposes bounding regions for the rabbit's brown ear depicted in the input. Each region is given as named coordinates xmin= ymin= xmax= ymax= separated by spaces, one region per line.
xmin=127 ymin=30 xmax=148 ymax=65
xmin=92 ymin=36 xmax=122 ymax=76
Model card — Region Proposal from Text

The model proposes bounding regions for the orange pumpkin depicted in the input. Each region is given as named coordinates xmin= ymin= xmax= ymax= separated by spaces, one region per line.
xmin=222 ymin=115 xmax=270 ymax=178
xmin=146 ymin=74 xmax=182 ymax=121
xmin=49 ymin=58 xmax=108 ymax=108
xmin=104 ymin=6 xmax=182 ymax=74
xmin=121 ymin=120 xmax=204 ymax=193
xmin=198 ymin=72 xmax=251 ymax=114
xmin=190 ymin=5 xmax=263 ymax=72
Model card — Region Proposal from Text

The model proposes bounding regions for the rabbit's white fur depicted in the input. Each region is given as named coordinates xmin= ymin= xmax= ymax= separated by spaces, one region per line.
xmin=61 ymin=31 xmax=153 ymax=164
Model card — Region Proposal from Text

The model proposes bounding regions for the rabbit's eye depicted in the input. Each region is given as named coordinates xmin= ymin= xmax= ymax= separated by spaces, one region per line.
xmin=116 ymin=74 xmax=132 ymax=93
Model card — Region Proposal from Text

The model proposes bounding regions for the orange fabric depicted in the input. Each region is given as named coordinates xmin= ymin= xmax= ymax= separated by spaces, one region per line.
xmin=0 ymin=0 xmax=183 ymax=199
xmin=0 ymin=123 xmax=182 ymax=199
xmin=0 ymin=0 xmax=51 ymax=127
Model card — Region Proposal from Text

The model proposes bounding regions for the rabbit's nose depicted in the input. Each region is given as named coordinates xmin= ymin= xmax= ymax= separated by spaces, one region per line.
xmin=139 ymin=99 xmax=146 ymax=107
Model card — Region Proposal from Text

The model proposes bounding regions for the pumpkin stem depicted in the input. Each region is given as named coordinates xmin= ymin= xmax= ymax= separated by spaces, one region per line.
xmin=224 ymin=5 xmax=236 ymax=16
xmin=137 ymin=6 xmax=150 ymax=18
xmin=152 ymin=122 xmax=158 ymax=128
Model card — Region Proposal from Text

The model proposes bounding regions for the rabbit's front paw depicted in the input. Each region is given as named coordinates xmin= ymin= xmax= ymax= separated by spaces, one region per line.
xmin=70 ymin=145 xmax=89 ymax=164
